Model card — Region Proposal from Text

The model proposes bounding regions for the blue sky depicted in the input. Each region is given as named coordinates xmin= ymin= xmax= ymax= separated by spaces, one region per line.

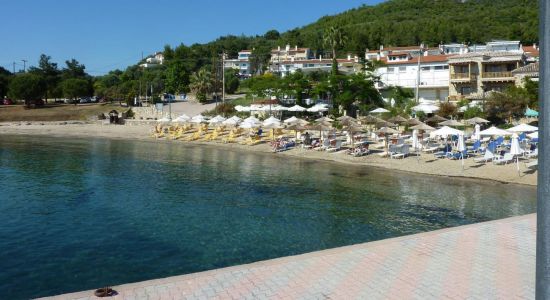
xmin=1 ymin=0 xmax=382 ymax=75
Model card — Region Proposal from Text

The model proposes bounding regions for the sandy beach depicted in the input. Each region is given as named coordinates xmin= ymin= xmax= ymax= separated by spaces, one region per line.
xmin=0 ymin=121 xmax=537 ymax=186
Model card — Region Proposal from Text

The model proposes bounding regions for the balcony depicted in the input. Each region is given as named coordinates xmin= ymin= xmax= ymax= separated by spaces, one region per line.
xmin=450 ymin=73 xmax=476 ymax=82
xmin=481 ymin=71 xmax=514 ymax=81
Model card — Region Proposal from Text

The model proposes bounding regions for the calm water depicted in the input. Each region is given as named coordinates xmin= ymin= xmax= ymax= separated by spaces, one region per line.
xmin=0 ymin=135 xmax=536 ymax=299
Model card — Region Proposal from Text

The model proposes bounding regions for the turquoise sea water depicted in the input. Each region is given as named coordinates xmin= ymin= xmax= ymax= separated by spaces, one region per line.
xmin=0 ymin=135 xmax=536 ymax=299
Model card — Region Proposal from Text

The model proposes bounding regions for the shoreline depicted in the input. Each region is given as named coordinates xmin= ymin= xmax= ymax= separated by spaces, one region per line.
xmin=0 ymin=122 xmax=537 ymax=187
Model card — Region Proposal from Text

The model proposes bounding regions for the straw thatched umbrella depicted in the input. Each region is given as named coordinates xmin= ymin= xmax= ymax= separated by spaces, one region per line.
xmin=344 ymin=124 xmax=365 ymax=149
xmin=315 ymin=116 xmax=334 ymax=123
xmin=405 ymin=118 xmax=422 ymax=126
xmin=388 ymin=115 xmax=408 ymax=124
xmin=438 ymin=119 xmax=465 ymax=127
xmin=465 ymin=117 xmax=490 ymax=125
xmin=285 ymin=124 xmax=307 ymax=141
xmin=425 ymin=115 xmax=448 ymax=123
xmin=359 ymin=115 xmax=384 ymax=124
xmin=376 ymin=120 xmax=398 ymax=128
xmin=376 ymin=127 xmax=399 ymax=157
xmin=307 ymin=123 xmax=334 ymax=140
xmin=337 ymin=115 xmax=357 ymax=122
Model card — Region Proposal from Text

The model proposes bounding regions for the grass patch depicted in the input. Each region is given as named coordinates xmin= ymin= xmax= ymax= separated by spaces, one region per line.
xmin=0 ymin=103 xmax=126 ymax=122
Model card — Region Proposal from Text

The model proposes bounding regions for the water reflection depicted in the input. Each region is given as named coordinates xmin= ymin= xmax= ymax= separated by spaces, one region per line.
xmin=0 ymin=135 xmax=536 ymax=300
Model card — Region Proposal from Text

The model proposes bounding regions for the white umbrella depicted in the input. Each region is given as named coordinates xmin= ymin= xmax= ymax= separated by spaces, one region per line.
xmin=271 ymin=105 xmax=288 ymax=112
xmin=479 ymin=126 xmax=511 ymax=136
xmin=430 ymin=126 xmax=463 ymax=138
xmin=508 ymin=123 xmax=538 ymax=133
xmin=173 ymin=114 xmax=190 ymax=123
xmin=263 ymin=116 xmax=281 ymax=126
xmin=240 ymin=120 xmax=261 ymax=129
xmin=222 ymin=118 xmax=239 ymax=126
xmin=284 ymin=116 xmax=299 ymax=123
xmin=370 ymin=107 xmax=390 ymax=114
xmin=474 ymin=124 xmax=481 ymax=141
xmin=457 ymin=133 xmax=466 ymax=169
xmin=235 ymin=105 xmax=251 ymax=112
xmin=244 ymin=116 xmax=260 ymax=123
xmin=510 ymin=133 xmax=522 ymax=175
xmin=528 ymin=131 xmax=538 ymax=139
xmin=412 ymin=103 xmax=439 ymax=114
xmin=229 ymin=115 xmax=242 ymax=122
xmin=209 ymin=115 xmax=226 ymax=124
xmin=190 ymin=115 xmax=208 ymax=123
xmin=307 ymin=105 xmax=328 ymax=112
xmin=157 ymin=117 xmax=171 ymax=123
xmin=288 ymin=105 xmax=306 ymax=112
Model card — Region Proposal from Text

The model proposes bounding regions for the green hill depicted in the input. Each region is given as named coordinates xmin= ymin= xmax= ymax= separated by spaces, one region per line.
xmin=279 ymin=0 xmax=538 ymax=54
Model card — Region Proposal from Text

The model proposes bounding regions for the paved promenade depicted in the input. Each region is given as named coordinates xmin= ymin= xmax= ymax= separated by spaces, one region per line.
xmin=42 ymin=214 xmax=536 ymax=300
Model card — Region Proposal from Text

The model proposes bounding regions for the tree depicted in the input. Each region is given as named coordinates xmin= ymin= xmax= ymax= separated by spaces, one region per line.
xmin=0 ymin=73 xmax=10 ymax=99
xmin=62 ymin=59 xmax=87 ymax=79
xmin=224 ymin=71 xmax=240 ymax=94
xmin=165 ymin=61 xmax=189 ymax=94
xmin=281 ymin=70 xmax=310 ymax=105
xmin=323 ymin=26 xmax=347 ymax=75
xmin=8 ymin=73 xmax=46 ymax=106
xmin=189 ymin=68 xmax=213 ymax=103
xmin=61 ymin=78 xmax=90 ymax=105
xmin=249 ymin=41 xmax=272 ymax=75
xmin=437 ymin=102 xmax=458 ymax=119
xmin=485 ymin=87 xmax=531 ymax=124
xmin=264 ymin=30 xmax=280 ymax=40
xmin=28 ymin=54 xmax=61 ymax=101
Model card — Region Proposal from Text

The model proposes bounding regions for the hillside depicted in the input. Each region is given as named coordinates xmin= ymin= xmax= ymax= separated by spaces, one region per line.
xmin=279 ymin=0 xmax=538 ymax=54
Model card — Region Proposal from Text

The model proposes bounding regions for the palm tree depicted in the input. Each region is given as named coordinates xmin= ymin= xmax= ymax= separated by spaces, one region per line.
xmin=323 ymin=26 xmax=348 ymax=75
xmin=189 ymin=68 xmax=213 ymax=103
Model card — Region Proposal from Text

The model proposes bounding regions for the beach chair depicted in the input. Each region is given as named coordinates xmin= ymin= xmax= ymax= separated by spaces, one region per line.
xmin=422 ymin=143 xmax=439 ymax=153
xmin=474 ymin=150 xmax=495 ymax=163
xmin=314 ymin=139 xmax=331 ymax=151
xmin=526 ymin=147 xmax=538 ymax=158
xmin=493 ymin=153 xmax=514 ymax=165
xmin=184 ymin=131 xmax=201 ymax=141
xmin=526 ymin=159 xmax=538 ymax=171
xmin=467 ymin=140 xmax=481 ymax=155
xmin=434 ymin=144 xmax=452 ymax=159
xmin=326 ymin=140 xmax=343 ymax=152
xmin=449 ymin=150 xmax=469 ymax=160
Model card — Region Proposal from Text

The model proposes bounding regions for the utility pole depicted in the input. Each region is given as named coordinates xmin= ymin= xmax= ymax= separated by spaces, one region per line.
xmin=537 ymin=0 xmax=550 ymax=298
xmin=414 ymin=43 xmax=423 ymax=104
xmin=22 ymin=60 xmax=27 ymax=72
xmin=222 ymin=51 xmax=226 ymax=104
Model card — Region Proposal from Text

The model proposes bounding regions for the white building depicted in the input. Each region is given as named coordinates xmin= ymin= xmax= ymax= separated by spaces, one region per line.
xmin=372 ymin=52 xmax=451 ymax=103
xmin=277 ymin=55 xmax=361 ymax=77
xmin=224 ymin=50 xmax=252 ymax=77
xmin=140 ymin=52 xmax=164 ymax=68
xmin=270 ymin=45 xmax=313 ymax=74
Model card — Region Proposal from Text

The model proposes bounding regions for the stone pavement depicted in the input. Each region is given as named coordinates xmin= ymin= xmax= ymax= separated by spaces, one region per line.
xmin=41 ymin=214 xmax=536 ymax=300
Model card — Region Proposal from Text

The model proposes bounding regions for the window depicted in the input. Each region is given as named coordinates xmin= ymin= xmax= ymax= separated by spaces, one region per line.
xmin=434 ymin=66 xmax=444 ymax=70
xmin=387 ymin=67 xmax=395 ymax=73
xmin=443 ymin=66 xmax=449 ymax=70
xmin=399 ymin=66 xmax=406 ymax=72
xmin=421 ymin=66 xmax=431 ymax=71
xmin=389 ymin=56 xmax=396 ymax=61
xmin=460 ymin=86 xmax=472 ymax=95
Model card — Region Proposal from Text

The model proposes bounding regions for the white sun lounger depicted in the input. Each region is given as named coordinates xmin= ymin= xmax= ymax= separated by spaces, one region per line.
xmin=526 ymin=148 xmax=538 ymax=158
xmin=493 ymin=153 xmax=514 ymax=165
xmin=326 ymin=140 xmax=343 ymax=152
xmin=474 ymin=151 xmax=495 ymax=163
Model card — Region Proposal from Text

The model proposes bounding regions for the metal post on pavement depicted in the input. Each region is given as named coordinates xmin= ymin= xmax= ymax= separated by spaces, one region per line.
xmin=537 ymin=0 xmax=550 ymax=298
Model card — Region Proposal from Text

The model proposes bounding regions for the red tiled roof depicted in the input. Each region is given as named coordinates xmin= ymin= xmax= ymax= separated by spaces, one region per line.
xmin=523 ymin=45 xmax=539 ymax=57
xmin=380 ymin=55 xmax=451 ymax=65
xmin=278 ymin=58 xmax=355 ymax=65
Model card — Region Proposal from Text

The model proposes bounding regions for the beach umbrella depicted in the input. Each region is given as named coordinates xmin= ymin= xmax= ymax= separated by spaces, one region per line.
xmin=235 ymin=105 xmax=251 ymax=112
xmin=425 ymin=115 xmax=447 ymax=123
xmin=458 ymin=133 xmax=466 ymax=165
xmin=307 ymin=105 xmax=329 ymax=112
xmin=370 ymin=107 xmax=389 ymax=114
xmin=240 ymin=120 xmax=261 ymax=129
xmin=508 ymin=123 xmax=538 ymax=133
xmin=263 ymin=116 xmax=281 ymax=125
xmin=283 ymin=116 xmax=308 ymax=125
xmin=388 ymin=115 xmax=408 ymax=124
xmin=287 ymin=105 xmax=306 ymax=112
xmin=307 ymin=123 xmax=333 ymax=140
xmin=410 ymin=122 xmax=435 ymax=131
xmin=528 ymin=131 xmax=538 ymax=139
xmin=172 ymin=114 xmax=190 ymax=123
xmin=315 ymin=116 xmax=334 ymax=123
xmin=376 ymin=127 xmax=399 ymax=157
xmin=344 ymin=124 xmax=365 ymax=149
xmin=359 ymin=115 xmax=383 ymax=124
xmin=430 ymin=126 xmax=463 ymax=138
xmin=510 ymin=133 xmax=522 ymax=176
xmin=283 ymin=116 xmax=299 ymax=124
xmin=337 ymin=115 xmax=357 ymax=122
xmin=222 ymin=118 xmax=239 ymax=126
xmin=271 ymin=105 xmax=288 ymax=112
xmin=525 ymin=107 xmax=539 ymax=117
xmin=244 ymin=116 xmax=260 ymax=123
xmin=191 ymin=114 xmax=208 ymax=123
xmin=474 ymin=124 xmax=481 ymax=141
xmin=479 ymin=126 xmax=511 ymax=136
xmin=465 ymin=117 xmax=490 ymax=125
xmin=208 ymin=115 xmax=226 ymax=124
xmin=285 ymin=124 xmax=307 ymax=140
xmin=412 ymin=103 xmax=440 ymax=114
xmin=405 ymin=118 xmax=422 ymax=126
xmin=157 ymin=117 xmax=171 ymax=123
xmin=376 ymin=120 xmax=397 ymax=128
xmin=229 ymin=115 xmax=242 ymax=122
xmin=438 ymin=119 xmax=464 ymax=127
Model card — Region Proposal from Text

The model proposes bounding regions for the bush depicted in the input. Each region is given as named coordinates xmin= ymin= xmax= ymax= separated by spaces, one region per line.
xmin=203 ymin=102 xmax=236 ymax=116
xmin=437 ymin=102 xmax=458 ymax=118
xmin=463 ymin=106 xmax=484 ymax=119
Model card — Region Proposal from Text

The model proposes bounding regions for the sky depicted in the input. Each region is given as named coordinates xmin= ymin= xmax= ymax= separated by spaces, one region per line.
xmin=1 ymin=0 xmax=383 ymax=76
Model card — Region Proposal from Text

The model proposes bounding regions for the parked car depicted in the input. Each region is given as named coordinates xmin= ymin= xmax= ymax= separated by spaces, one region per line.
xmin=2 ymin=98 xmax=13 ymax=105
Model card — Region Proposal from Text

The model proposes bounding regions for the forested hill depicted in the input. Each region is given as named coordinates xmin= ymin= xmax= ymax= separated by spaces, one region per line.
xmin=280 ymin=0 xmax=538 ymax=53
xmin=160 ymin=0 xmax=538 ymax=62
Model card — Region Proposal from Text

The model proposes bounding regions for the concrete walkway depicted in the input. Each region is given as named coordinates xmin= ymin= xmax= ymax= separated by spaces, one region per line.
xmin=41 ymin=214 xmax=536 ymax=300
